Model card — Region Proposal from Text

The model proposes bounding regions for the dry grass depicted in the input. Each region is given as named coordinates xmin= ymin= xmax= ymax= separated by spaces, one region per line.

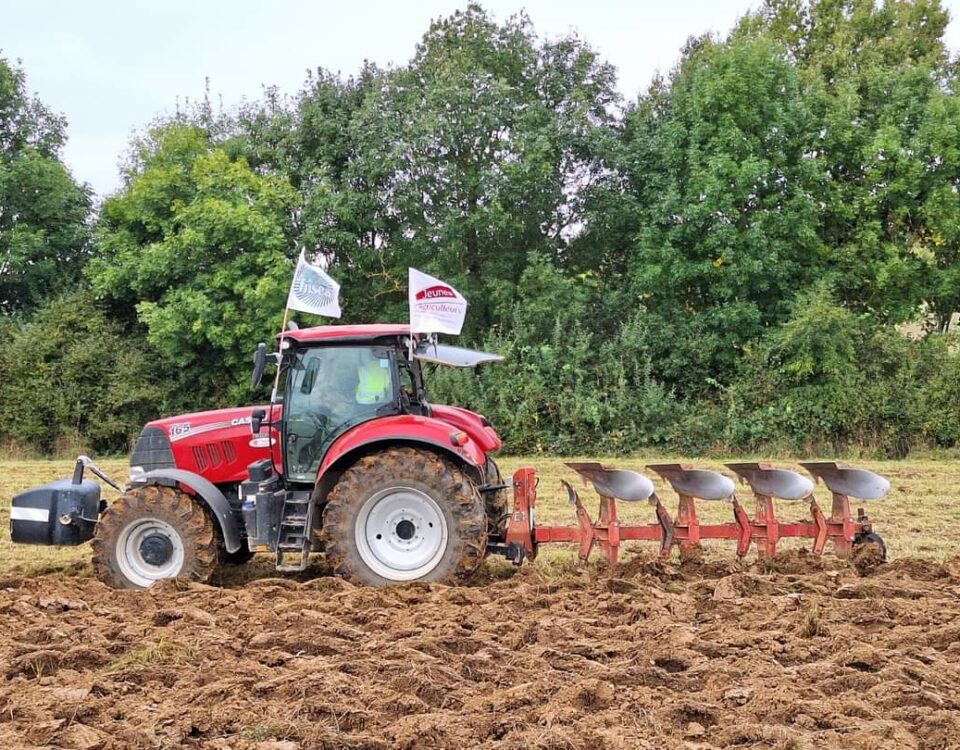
xmin=1 ymin=455 xmax=958 ymax=577
xmin=0 ymin=458 xmax=128 ymax=576
xmin=104 ymin=638 xmax=199 ymax=673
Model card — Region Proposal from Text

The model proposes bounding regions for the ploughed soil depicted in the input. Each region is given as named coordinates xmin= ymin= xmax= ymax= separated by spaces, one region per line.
xmin=2 ymin=552 xmax=960 ymax=749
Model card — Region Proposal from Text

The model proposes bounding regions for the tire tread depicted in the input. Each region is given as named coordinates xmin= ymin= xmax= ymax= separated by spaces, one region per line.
xmin=91 ymin=485 xmax=219 ymax=588
xmin=321 ymin=447 xmax=486 ymax=586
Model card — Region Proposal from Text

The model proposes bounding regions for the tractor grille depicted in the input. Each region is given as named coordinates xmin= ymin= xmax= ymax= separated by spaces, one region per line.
xmin=129 ymin=426 xmax=175 ymax=472
xmin=192 ymin=441 xmax=237 ymax=472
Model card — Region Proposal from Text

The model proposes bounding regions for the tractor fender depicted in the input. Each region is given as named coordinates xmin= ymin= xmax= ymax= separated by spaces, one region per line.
xmin=130 ymin=469 xmax=242 ymax=553
xmin=318 ymin=415 xmax=485 ymax=485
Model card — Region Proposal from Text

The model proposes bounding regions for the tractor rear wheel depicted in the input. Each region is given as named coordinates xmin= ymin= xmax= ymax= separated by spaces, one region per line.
xmin=321 ymin=447 xmax=486 ymax=586
xmin=91 ymin=485 xmax=219 ymax=589
xmin=484 ymin=457 xmax=509 ymax=541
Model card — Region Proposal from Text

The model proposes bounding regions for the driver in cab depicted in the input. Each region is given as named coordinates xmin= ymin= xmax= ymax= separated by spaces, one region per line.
xmin=321 ymin=351 xmax=391 ymax=427
xmin=289 ymin=349 xmax=393 ymax=475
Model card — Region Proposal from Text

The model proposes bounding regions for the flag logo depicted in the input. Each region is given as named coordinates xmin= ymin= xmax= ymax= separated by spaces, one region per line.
xmin=286 ymin=251 xmax=342 ymax=318
xmin=292 ymin=264 xmax=336 ymax=309
xmin=409 ymin=268 xmax=467 ymax=335
xmin=416 ymin=285 xmax=457 ymax=301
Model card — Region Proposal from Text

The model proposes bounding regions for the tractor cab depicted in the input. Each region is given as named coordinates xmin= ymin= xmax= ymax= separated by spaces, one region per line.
xmin=238 ymin=324 xmax=508 ymax=579
xmin=281 ymin=343 xmax=401 ymax=482
xmin=251 ymin=324 xmax=503 ymax=486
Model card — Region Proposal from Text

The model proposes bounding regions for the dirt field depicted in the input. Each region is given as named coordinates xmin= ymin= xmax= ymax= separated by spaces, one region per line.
xmin=2 ymin=554 xmax=960 ymax=749
xmin=2 ymin=458 xmax=960 ymax=749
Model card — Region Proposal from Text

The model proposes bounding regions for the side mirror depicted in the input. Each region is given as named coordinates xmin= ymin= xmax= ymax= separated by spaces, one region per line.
xmin=300 ymin=357 xmax=320 ymax=394
xmin=250 ymin=343 xmax=267 ymax=389
xmin=251 ymin=408 xmax=266 ymax=434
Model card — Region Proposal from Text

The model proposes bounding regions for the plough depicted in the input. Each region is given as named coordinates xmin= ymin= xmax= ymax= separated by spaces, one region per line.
xmin=500 ymin=462 xmax=889 ymax=565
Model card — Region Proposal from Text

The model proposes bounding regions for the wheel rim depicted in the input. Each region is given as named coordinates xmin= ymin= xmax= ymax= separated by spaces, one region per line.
xmin=355 ymin=486 xmax=448 ymax=581
xmin=115 ymin=518 xmax=186 ymax=588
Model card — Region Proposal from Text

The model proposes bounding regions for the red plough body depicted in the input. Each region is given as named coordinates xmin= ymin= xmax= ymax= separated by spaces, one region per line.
xmin=502 ymin=461 xmax=888 ymax=565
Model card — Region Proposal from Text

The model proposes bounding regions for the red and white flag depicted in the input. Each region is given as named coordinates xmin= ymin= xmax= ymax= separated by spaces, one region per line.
xmin=408 ymin=268 xmax=468 ymax=335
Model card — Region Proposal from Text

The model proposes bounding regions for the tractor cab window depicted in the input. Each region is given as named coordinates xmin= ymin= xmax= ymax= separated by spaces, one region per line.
xmin=397 ymin=357 xmax=428 ymax=415
xmin=284 ymin=346 xmax=396 ymax=482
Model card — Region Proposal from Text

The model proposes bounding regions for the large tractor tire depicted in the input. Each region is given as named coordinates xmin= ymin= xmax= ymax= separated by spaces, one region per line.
xmin=92 ymin=485 xmax=219 ymax=589
xmin=321 ymin=447 xmax=486 ymax=586
xmin=484 ymin=457 xmax=510 ymax=540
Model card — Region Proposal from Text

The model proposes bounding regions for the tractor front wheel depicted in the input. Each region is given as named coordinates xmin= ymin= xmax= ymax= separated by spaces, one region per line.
xmin=321 ymin=448 xmax=486 ymax=586
xmin=91 ymin=485 xmax=219 ymax=588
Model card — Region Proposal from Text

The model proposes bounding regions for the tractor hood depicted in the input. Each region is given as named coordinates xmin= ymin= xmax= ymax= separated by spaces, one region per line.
xmin=148 ymin=405 xmax=268 ymax=442
xmin=135 ymin=405 xmax=280 ymax=484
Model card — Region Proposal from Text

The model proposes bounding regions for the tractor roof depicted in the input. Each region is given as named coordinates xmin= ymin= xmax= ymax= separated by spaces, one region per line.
xmin=282 ymin=323 xmax=410 ymax=344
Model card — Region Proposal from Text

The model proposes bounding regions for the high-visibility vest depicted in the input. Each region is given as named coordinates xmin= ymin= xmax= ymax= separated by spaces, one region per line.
xmin=356 ymin=360 xmax=390 ymax=404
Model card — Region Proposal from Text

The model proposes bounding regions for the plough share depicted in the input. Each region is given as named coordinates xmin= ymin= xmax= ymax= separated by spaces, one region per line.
xmin=497 ymin=462 xmax=889 ymax=565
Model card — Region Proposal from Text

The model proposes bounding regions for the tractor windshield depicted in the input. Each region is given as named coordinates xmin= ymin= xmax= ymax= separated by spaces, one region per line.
xmin=284 ymin=345 xmax=396 ymax=482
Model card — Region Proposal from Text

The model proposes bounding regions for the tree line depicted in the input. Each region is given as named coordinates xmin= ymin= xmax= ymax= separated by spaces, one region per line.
xmin=1 ymin=0 xmax=959 ymax=457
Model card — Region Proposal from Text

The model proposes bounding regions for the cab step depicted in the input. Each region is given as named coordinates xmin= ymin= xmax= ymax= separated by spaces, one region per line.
xmin=275 ymin=491 xmax=313 ymax=572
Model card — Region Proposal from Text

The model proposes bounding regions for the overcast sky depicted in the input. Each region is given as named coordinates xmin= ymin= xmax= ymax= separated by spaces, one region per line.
xmin=4 ymin=0 xmax=959 ymax=198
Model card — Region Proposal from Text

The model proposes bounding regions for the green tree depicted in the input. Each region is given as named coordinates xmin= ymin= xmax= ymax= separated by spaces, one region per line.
xmin=913 ymin=89 xmax=960 ymax=332
xmin=89 ymin=123 xmax=300 ymax=405
xmin=0 ymin=55 xmax=90 ymax=312
xmin=614 ymin=35 xmax=823 ymax=394
xmin=283 ymin=65 xmax=397 ymax=322
xmin=317 ymin=5 xmax=618 ymax=332
xmin=737 ymin=0 xmax=954 ymax=323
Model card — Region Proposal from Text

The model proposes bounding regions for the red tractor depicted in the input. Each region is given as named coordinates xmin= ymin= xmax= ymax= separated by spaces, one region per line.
xmin=11 ymin=325 xmax=513 ymax=587
xmin=10 ymin=323 xmax=892 ymax=584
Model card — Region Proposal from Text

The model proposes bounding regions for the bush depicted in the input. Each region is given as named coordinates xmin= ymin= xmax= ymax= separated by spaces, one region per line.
xmin=911 ymin=335 xmax=960 ymax=447
xmin=430 ymin=264 xmax=687 ymax=454
xmin=724 ymin=285 xmax=960 ymax=456
xmin=0 ymin=291 xmax=164 ymax=453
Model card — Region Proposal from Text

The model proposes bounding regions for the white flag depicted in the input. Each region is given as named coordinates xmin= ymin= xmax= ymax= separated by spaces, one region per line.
xmin=286 ymin=251 xmax=341 ymax=318
xmin=408 ymin=268 xmax=468 ymax=335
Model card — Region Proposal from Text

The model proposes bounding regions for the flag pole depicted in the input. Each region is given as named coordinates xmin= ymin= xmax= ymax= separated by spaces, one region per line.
xmin=272 ymin=248 xmax=305 ymax=406
xmin=270 ymin=305 xmax=290 ymax=405
xmin=265 ymin=303 xmax=290 ymax=469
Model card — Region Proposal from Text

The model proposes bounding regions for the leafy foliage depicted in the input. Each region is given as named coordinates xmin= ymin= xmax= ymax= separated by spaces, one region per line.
xmin=0 ymin=291 xmax=163 ymax=453
xmin=3 ymin=2 xmax=960 ymax=455
xmin=88 ymin=124 xmax=300 ymax=404
xmin=281 ymin=6 xmax=619 ymax=332
xmin=431 ymin=258 xmax=685 ymax=454
xmin=0 ymin=56 xmax=90 ymax=312
xmin=737 ymin=0 xmax=955 ymax=324
xmin=616 ymin=35 xmax=824 ymax=394
xmin=725 ymin=284 xmax=960 ymax=456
